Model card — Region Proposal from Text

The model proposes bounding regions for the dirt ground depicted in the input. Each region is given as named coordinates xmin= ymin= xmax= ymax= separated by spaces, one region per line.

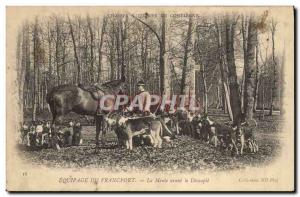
xmin=18 ymin=110 xmax=284 ymax=172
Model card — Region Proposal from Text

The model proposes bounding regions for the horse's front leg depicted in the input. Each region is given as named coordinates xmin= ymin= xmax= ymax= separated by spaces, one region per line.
xmin=95 ymin=116 xmax=101 ymax=148
xmin=100 ymin=120 xmax=106 ymax=145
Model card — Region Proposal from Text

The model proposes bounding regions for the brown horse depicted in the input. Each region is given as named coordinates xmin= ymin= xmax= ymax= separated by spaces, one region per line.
xmin=46 ymin=79 xmax=126 ymax=148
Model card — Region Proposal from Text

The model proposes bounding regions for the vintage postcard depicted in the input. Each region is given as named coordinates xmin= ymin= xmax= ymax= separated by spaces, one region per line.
xmin=6 ymin=6 xmax=294 ymax=191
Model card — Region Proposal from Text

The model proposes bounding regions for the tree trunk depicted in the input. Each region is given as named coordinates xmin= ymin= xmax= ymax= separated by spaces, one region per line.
xmin=159 ymin=14 xmax=166 ymax=95
xmin=37 ymin=56 xmax=41 ymax=112
xmin=201 ymin=64 xmax=208 ymax=113
xmin=180 ymin=16 xmax=193 ymax=95
xmin=215 ymin=20 xmax=233 ymax=120
xmin=269 ymin=21 xmax=277 ymax=115
xmin=240 ymin=70 xmax=245 ymax=111
xmin=253 ymin=43 xmax=259 ymax=112
xmin=17 ymin=30 xmax=25 ymax=124
xmin=32 ymin=19 xmax=39 ymax=121
xmin=115 ymin=21 xmax=121 ymax=79
xmin=244 ymin=16 xmax=258 ymax=121
xmin=97 ymin=17 xmax=107 ymax=82
xmin=44 ymin=76 xmax=48 ymax=109
xmin=262 ymin=80 xmax=265 ymax=119
xmin=55 ymin=18 xmax=60 ymax=86
xmin=280 ymin=42 xmax=285 ymax=115
xmin=216 ymin=79 xmax=222 ymax=109
xmin=225 ymin=17 xmax=242 ymax=125
xmin=87 ymin=15 xmax=95 ymax=83
xmin=47 ymin=21 xmax=53 ymax=89
xmin=109 ymin=22 xmax=116 ymax=80
xmin=61 ymin=38 xmax=67 ymax=85
xmin=22 ymin=23 xmax=31 ymax=113
xmin=68 ymin=16 xmax=81 ymax=84
xmin=241 ymin=16 xmax=248 ymax=112
xmin=120 ymin=16 xmax=127 ymax=81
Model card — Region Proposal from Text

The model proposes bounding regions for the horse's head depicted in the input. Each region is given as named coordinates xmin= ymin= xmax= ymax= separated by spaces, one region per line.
xmin=102 ymin=79 xmax=127 ymax=95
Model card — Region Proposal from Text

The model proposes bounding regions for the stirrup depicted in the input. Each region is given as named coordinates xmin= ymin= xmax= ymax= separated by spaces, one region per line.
xmin=96 ymin=110 xmax=102 ymax=116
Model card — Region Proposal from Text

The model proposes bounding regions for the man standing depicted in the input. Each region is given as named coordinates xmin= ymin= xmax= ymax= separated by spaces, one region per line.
xmin=129 ymin=80 xmax=152 ymax=116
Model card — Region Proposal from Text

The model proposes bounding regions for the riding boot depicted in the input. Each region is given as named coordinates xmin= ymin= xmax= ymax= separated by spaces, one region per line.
xmin=96 ymin=107 xmax=102 ymax=116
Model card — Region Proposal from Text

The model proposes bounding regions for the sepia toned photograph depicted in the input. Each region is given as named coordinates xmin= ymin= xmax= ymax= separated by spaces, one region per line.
xmin=6 ymin=6 xmax=294 ymax=192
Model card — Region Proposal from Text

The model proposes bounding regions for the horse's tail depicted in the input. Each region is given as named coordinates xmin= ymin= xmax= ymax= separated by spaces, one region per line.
xmin=46 ymin=91 xmax=55 ymax=121
xmin=46 ymin=91 xmax=53 ymax=105
xmin=46 ymin=90 xmax=55 ymax=110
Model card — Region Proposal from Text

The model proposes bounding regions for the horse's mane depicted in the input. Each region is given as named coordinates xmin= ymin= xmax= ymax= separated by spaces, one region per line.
xmin=101 ymin=79 xmax=124 ymax=90
xmin=74 ymin=79 xmax=125 ymax=99
xmin=50 ymin=84 xmax=78 ymax=92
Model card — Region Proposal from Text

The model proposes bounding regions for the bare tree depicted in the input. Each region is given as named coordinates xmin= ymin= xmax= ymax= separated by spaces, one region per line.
xmin=253 ymin=43 xmax=259 ymax=112
xmin=215 ymin=20 xmax=233 ymax=120
xmin=132 ymin=14 xmax=170 ymax=95
xmin=97 ymin=16 xmax=107 ymax=82
xmin=269 ymin=20 xmax=277 ymax=115
xmin=200 ymin=64 xmax=208 ymax=113
xmin=244 ymin=15 xmax=258 ymax=121
xmin=108 ymin=19 xmax=116 ymax=80
xmin=54 ymin=17 xmax=61 ymax=86
xmin=87 ymin=15 xmax=95 ymax=83
xmin=225 ymin=16 xmax=242 ymax=125
xmin=68 ymin=15 xmax=81 ymax=84
xmin=180 ymin=16 xmax=193 ymax=95
xmin=32 ymin=18 xmax=40 ymax=121
xmin=280 ymin=42 xmax=285 ymax=114
xmin=241 ymin=16 xmax=248 ymax=112
xmin=21 ymin=23 xmax=31 ymax=112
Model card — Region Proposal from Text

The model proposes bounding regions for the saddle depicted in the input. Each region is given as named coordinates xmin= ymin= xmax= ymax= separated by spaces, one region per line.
xmin=78 ymin=83 xmax=107 ymax=100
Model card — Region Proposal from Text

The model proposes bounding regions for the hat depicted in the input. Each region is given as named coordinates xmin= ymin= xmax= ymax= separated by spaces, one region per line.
xmin=137 ymin=80 xmax=145 ymax=87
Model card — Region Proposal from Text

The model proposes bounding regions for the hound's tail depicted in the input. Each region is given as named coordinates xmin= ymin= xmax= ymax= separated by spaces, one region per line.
xmin=159 ymin=119 xmax=175 ymax=139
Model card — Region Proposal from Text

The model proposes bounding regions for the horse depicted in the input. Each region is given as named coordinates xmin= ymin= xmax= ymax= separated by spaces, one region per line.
xmin=46 ymin=79 xmax=126 ymax=148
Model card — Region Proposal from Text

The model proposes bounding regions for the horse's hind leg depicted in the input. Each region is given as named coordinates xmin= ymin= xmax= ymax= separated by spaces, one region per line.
xmin=101 ymin=119 xmax=107 ymax=145
xmin=51 ymin=110 xmax=63 ymax=126
xmin=50 ymin=109 xmax=57 ymax=126
xmin=50 ymin=113 xmax=64 ymax=150
xmin=95 ymin=117 xmax=100 ymax=147
xmin=95 ymin=115 xmax=103 ymax=149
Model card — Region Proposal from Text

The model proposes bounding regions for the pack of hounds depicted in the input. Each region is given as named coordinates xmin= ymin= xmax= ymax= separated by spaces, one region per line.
xmin=20 ymin=121 xmax=82 ymax=150
xmin=20 ymin=110 xmax=259 ymax=155
xmin=171 ymin=111 xmax=259 ymax=155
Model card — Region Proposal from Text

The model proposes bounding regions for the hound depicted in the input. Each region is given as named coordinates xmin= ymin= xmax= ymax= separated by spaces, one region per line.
xmin=105 ymin=113 xmax=163 ymax=150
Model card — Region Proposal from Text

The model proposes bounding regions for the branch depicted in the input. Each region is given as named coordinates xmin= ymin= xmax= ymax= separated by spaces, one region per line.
xmin=207 ymin=65 xmax=218 ymax=93
xmin=131 ymin=14 xmax=162 ymax=47
xmin=170 ymin=61 xmax=181 ymax=88
xmin=207 ymin=83 xmax=213 ymax=93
